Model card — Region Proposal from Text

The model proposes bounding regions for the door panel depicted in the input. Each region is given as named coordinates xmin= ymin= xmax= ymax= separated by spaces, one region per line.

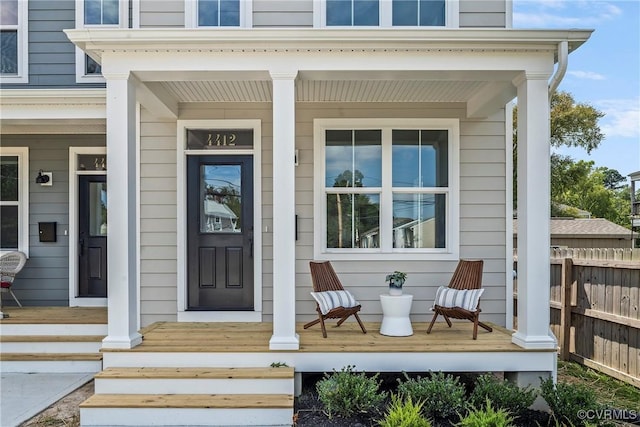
xmin=78 ymin=175 xmax=107 ymax=297
xmin=187 ymin=155 xmax=253 ymax=310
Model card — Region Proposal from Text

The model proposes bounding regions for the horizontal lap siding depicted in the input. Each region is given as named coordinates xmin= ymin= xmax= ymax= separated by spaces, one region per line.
xmin=139 ymin=0 xmax=184 ymax=28
xmin=253 ymin=0 xmax=313 ymax=27
xmin=459 ymin=0 xmax=507 ymax=28
xmin=1 ymin=135 xmax=105 ymax=306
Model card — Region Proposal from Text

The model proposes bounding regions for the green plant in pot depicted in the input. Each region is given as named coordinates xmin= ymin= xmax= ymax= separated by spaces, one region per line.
xmin=386 ymin=271 xmax=407 ymax=296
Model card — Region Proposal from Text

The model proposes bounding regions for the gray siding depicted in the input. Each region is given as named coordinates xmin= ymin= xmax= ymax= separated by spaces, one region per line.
xmin=139 ymin=0 xmax=184 ymax=28
xmin=0 ymin=0 xmax=105 ymax=89
xmin=459 ymin=0 xmax=507 ymax=28
xmin=139 ymin=102 xmax=507 ymax=327
xmin=2 ymin=135 xmax=106 ymax=306
xmin=253 ymin=0 xmax=313 ymax=27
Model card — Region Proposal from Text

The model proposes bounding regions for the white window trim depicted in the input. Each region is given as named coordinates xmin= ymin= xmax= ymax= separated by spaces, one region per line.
xmin=313 ymin=118 xmax=459 ymax=261
xmin=0 ymin=147 xmax=29 ymax=257
xmin=75 ymin=0 xmax=129 ymax=83
xmin=185 ymin=0 xmax=252 ymax=28
xmin=0 ymin=0 xmax=29 ymax=84
xmin=68 ymin=147 xmax=108 ymax=307
xmin=313 ymin=0 xmax=458 ymax=28
xmin=176 ymin=119 xmax=262 ymax=322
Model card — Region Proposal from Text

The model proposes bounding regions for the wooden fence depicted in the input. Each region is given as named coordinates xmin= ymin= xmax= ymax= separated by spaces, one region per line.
xmin=515 ymin=254 xmax=640 ymax=388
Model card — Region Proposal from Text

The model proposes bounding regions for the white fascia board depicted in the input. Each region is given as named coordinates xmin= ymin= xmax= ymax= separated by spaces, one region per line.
xmin=0 ymin=89 xmax=106 ymax=120
xmin=64 ymin=28 xmax=593 ymax=59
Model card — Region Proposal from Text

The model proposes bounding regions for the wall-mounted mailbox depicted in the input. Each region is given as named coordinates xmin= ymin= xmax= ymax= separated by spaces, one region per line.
xmin=39 ymin=222 xmax=57 ymax=242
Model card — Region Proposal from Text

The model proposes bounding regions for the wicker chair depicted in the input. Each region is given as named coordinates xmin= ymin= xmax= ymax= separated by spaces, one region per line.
xmin=426 ymin=259 xmax=493 ymax=340
xmin=303 ymin=261 xmax=367 ymax=338
xmin=0 ymin=251 xmax=27 ymax=316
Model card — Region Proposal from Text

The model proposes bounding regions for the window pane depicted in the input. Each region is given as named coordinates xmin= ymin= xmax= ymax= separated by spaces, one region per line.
xmin=354 ymin=0 xmax=378 ymax=25
xmin=199 ymin=0 xmax=219 ymax=26
xmin=78 ymin=154 xmax=107 ymax=171
xmin=102 ymin=0 xmax=119 ymax=25
xmin=84 ymin=0 xmax=101 ymax=24
xmin=327 ymin=193 xmax=380 ymax=248
xmin=0 ymin=30 xmax=17 ymax=74
xmin=420 ymin=0 xmax=445 ymax=26
xmin=393 ymin=193 xmax=446 ymax=248
xmin=0 ymin=156 xmax=18 ymax=201
xmin=326 ymin=130 xmax=381 ymax=188
xmin=86 ymin=55 xmax=102 ymax=75
xmin=327 ymin=0 xmax=351 ymax=26
xmin=201 ymin=165 xmax=242 ymax=233
xmin=0 ymin=205 xmax=18 ymax=249
xmin=0 ymin=0 xmax=18 ymax=25
xmin=393 ymin=0 xmax=418 ymax=26
xmin=392 ymin=130 xmax=448 ymax=187
xmin=89 ymin=182 xmax=108 ymax=237
xmin=220 ymin=0 xmax=239 ymax=26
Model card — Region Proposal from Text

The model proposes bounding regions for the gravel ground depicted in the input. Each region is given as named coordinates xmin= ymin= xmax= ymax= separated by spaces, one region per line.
xmin=20 ymin=380 xmax=93 ymax=427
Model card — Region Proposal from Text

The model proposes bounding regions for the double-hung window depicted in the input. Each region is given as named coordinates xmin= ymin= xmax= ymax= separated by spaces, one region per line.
xmin=0 ymin=147 xmax=29 ymax=256
xmin=185 ymin=0 xmax=251 ymax=28
xmin=75 ymin=0 xmax=128 ymax=83
xmin=314 ymin=119 xmax=459 ymax=260
xmin=0 ymin=0 xmax=28 ymax=83
xmin=317 ymin=0 xmax=454 ymax=27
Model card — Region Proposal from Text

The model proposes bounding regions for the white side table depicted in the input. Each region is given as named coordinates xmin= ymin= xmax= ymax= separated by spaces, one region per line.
xmin=379 ymin=294 xmax=413 ymax=336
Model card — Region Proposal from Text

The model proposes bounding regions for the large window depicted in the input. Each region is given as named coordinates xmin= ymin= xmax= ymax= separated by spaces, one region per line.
xmin=320 ymin=0 xmax=450 ymax=27
xmin=75 ymin=0 xmax=127 ymax=82
xmin=185 ymin=0 xmax=251 ymax=28
xmin=314 ymin=119 xmax=459 ymax=260
xmin=0 ymin=0 xmax=28 ymax=83
xmin=0 ymin=148 xmax=29 ymax=256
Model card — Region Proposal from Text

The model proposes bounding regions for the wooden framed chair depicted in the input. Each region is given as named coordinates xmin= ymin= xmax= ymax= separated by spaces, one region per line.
xmin=303 ymin=261 xmax=367 ymax=338
xmin=0 ymin=251 xmax=27 ymax=316
xmin=427 ymin=259 xmax=493 ymax=340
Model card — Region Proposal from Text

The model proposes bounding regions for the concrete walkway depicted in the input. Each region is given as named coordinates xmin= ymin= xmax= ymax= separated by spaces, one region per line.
xmin=1 ymin=373 xmax=94 ymax=427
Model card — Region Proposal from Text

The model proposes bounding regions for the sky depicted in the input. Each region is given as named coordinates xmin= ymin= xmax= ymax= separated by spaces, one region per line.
xmin=513 ymin=0 xmax=640 ymax=178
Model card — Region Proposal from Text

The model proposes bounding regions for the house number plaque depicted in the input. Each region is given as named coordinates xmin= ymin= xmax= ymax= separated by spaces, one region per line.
xmin=187 ymin=129 xmax=253 ymax=149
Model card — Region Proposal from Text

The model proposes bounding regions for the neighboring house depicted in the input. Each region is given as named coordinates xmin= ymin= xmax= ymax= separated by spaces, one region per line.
xmin=1 ymin=0 xmax=591 ymax=402
xmin=514 ymin=218 xmax=637 ymax=249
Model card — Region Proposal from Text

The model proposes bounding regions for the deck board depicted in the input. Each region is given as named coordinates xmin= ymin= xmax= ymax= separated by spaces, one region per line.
xmin=0 ymin=307 xmax=107 ymax=324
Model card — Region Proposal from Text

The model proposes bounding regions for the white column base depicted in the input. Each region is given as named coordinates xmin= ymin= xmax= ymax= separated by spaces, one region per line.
xmin=511 ymin=331 xmax=557 ymax=350
xmin=269 ymin=333 xmax=300 ymax=350
xmin=102 ymin=333 xmax=143 ymax=350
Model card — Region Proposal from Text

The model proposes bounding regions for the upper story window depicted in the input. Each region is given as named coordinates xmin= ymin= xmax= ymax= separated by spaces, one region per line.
xmin=185 ymin=0 xmax=251 ymax=28
xmin=316 ymin=0 xmax=456 ymax=28
xmin=314 ymin=119 xmax=459 ymax=261
xmin=75 ymin=0 xmax=128 ymax=83
xmin=0 ymin=147 xmax=29 ymax=256
xmin=0 ymin=0 xmax=28 ymax=83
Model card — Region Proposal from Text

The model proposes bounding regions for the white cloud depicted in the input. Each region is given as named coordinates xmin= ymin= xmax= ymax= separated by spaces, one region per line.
xmin=567 ymin=70 xmax=606 ymax=80
xmin=513 ymin=0 xmax=622 ymax=28
xmin=597 ymin=98 xmax=640 ymax=138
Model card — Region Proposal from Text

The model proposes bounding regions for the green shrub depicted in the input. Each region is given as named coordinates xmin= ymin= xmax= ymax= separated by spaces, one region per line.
xmin=316 ymin=365 xmax=387 ymax=419
xmin=377 ymin=394 xmax=432 ymax=427
xmin=457 ymin=399 xmax=515 ymax=427
xmin=540 ymin=377 xmax=601 ymax=427
xmin=469 ymin=374 xmax=537 ymax=419
xmin=397 ymin=371 xmax=466 ymax=421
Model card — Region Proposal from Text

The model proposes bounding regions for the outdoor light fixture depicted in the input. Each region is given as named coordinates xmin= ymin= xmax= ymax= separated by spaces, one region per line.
xmin=35 ymin=170 xmax=52 ymax=186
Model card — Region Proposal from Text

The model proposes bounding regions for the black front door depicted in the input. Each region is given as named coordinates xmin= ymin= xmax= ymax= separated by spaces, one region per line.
xmin=78 ymin=175 xmax=107 ymax=297
xmin=187 ymin=155 xmax=254 ymax=310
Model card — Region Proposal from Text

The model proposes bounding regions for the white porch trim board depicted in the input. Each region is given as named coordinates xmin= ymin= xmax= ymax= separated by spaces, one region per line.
xmin=512 ymin=72 xmax=556 ymax=349
xmin=269 ymin=71 xmax=300 ymax=350
xmin=102 ymin=72 xmax=142 ymax=349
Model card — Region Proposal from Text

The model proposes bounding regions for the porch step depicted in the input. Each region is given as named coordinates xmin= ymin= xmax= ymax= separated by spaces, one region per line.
xmin=80 ymin=394 xmax=294 ymax=426
xmin=0 ymin=323 xmax=108 ymax=336
xmin=94 ymin=367 xmax=294 ymax=394
xmin=82 ymin=367 xmax=295 ymax=426
xmin=0 ymin=353 xmax=103 ymax=373
xmin=0 ymin=335 xmax=104 ymax=353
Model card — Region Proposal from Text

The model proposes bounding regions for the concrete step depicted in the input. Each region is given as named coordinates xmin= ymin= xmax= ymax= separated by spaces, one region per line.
xmin=80 ymin=393 xmax=294 ymax=426
xmin=0 ymin=353 xmax=103 ymax=373
xmin=94 ymin=367 xmax=294 ymax=394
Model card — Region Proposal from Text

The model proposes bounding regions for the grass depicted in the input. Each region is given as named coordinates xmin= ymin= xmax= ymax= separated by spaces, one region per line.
xmin=557 ymin=360 xmax=640 ymax=411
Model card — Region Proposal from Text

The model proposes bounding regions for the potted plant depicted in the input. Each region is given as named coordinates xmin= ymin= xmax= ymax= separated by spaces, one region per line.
xmin=386 ymin=271 xmax=407 ymax=296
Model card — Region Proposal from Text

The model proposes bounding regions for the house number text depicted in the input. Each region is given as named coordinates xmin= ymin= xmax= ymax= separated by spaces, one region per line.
xmin=208 ymin=132 xmax=237 ymax=147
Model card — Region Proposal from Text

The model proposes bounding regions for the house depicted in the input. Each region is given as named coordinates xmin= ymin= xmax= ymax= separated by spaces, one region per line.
xmin=514 ymin=217 xmax=637 ymax=249
xmin=1 ymin=0 xmax=592 ymax=425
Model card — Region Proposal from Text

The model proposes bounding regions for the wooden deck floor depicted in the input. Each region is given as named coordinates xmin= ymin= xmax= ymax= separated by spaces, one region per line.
xmin=0 ymin=306 xmax=107 ymax=324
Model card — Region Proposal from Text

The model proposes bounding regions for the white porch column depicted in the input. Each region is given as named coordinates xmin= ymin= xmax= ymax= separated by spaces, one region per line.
xmin=101 ymin=72 xmax=142 ymax=349
xmin=269 ymin=70 xmax=300 ymax=350
xmin=512 ymin=73 xmax=556 ymax=349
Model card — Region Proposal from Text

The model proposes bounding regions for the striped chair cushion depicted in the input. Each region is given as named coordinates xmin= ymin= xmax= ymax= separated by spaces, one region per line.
xmin=433 ymin=286 xmax=484 ymax=311
xmin=310 ymin=290 xmax=359 ymax=315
